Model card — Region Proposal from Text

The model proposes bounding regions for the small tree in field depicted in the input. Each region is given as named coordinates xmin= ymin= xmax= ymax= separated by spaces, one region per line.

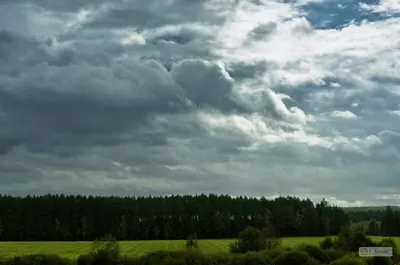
xmin=229 ymin=226 xmax=267 ymax=253
xmin=185 ymin=233 xmax=199 ymax=250
xmin=262 ymin=224 xmax=281 ymax=250
xmin=90 ymin=234 xmax=121 ymax=265
xmin=263 ymin=208 xmax=281 ymax=250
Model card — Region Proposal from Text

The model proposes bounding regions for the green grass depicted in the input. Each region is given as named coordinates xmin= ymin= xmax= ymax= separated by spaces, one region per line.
xmin=0 ymin=236 xmax=398 ymax=260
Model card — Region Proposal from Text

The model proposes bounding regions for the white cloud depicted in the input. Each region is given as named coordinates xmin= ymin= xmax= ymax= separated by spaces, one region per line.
xmin=330 ymin=110 xmax=357 ymax=119
xmin=390 ymin=110 xmax=400 ymax=116
xmin=360 ymin=0 xmax=400 ymax=14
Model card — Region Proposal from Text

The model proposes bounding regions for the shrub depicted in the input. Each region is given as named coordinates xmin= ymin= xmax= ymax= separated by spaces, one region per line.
xmin=8 ymin=254 xmax=72 ymax=265
xmin=329 ymin=254 xmax=365 ymax=265
xmin=162 ymin=256 xmax=186 ymax=265
xmin=366 ymin=257 xmax=392 ymax=265
xmin=185 ymin=234 xmax=199 ymax=250
xmin=320 ymin=237 xmax=336 ymax=249
xmin=335 ymin=227 xmax=375 ymax=252
xmin=77 ymin=254 xmax=94 ymax=265
xmin=229 ymin=241 xmax=242 ymax=254
xmin=118 ymin=256 xmax=139 ymax=265
xmin=180 ymin=250 xmax=214 ymax=265
xmin=324 ymin=249 xmax=347 ymax=262
xmin=262 ymin=248 xmax=288 ymax=259
xmin=307 ymin=257 xmax=322 ymax=265
xmin=210 ymin=253 xmax=232 ymax=265
xmin=262 ymin=225 xmax=281 ymax=251
xmin=230 ymin=254 xmax=246 ymax=265
xmin=242 ymin=252 xmax=269 ymax=265
xmin=90 ymin=234 xmax=121 ymax=265
xmin=377 ymin=238 xmax=398 ymax=258
xmin=296 ymin=244 xmax=330 ymax=264
xmin=273 ymin=250 xmax=311 ymax=265
xmin=138 ymin=250 xmax=177 ymax=265
xmin=229 ymin=226 xmax=267 ymax=254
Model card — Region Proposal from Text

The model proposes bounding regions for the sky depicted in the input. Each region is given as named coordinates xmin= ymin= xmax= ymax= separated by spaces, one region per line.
xmin=0 ymin=0 xmax=399 ymax=206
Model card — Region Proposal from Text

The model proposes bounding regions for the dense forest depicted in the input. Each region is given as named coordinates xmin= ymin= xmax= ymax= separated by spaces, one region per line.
xmin=0 ymin=194 xmax=399 ymax=241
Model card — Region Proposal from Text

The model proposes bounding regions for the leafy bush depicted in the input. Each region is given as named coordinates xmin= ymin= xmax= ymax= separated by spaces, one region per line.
xmin=7 ymin=254 xmax=72 ymax=265
xmin=230 ymin=254 xmax=246 ymax=265
xmin=77 ymin=254 xmax=94 ymax=265
xmin=335 ymin=227 xmax=375 ymax=252
xmin=377 ymin=238 xmax=398 ymax=258
xmin=90 ymin=234 xmax=121 ymax=265
xmin=262 ymin=225 xmax=281 ymax=251
xmin=180 ymin=250 xmax=214 ymax=265
xmin=329 ymin=254 xmax=365 ymax=265
xmin=320 ymin=237 xmax=336 ymax=249
xmin=138 ymin=250 xmax=178 ymax=265
xmin=262 ymin=248 xmax=288 ymax=259
xmin=185 ymin=234 xmax=199 ymax=250
xmin=296 ymin=244 xmax=330 ymax=264
xmin=229 ymin=226 xmax=267 ymax=254
xmin=366 ymin=257 xmax=392 ymax=265
xmin=273 ymin=250 xmax=311 ymax=265
xmin=229 ymin=241 xmax=242 ymax=254
xmin=118 ymin=256 xmax=139 ymax=265
xmin=324 ymin=248 xmax=347 ymax=262
xmin=162 ymin=256 xmax=186 ymax=265
xmin=307 ymin=257 xmax=322 ymax=265
xmin=209 ymin=253 xmax=232 ymax=265
xmin=242 ymin=252 xmax=269 ymax=265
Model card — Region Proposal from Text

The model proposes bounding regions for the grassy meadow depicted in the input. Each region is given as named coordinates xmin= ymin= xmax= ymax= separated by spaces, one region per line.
xmin=0 ymin=236 xmax=398 ymax=260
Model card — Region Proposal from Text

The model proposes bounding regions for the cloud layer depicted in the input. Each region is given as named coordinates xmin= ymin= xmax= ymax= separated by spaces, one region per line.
xmin=0 ymin=0 xmax=399 ymax=206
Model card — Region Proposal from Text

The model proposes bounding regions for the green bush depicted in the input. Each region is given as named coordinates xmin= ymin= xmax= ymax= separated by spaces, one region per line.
xmin=229 ymin=241 xmax=242 ymax=254
xmin=7 ymin=254 xmax=72 ymax=265
xmin=90 ymin=235 xmax=121 ymax=265
xmin=185 ymin=234 xmax=199 ymax=250
xmin=162 ymin=256 xmax=186 ymax=265
xmin=138 ymin=250 xmax=178 ymax=265
xmin=118 ymin=256 xmax=139 ymax=265
xmin=230 ymin=254 xmax=246 ymax=265
xmin=209 ymin=253 xmax=232 ymax=265
xmin=377 ymin=238 xmax=398 ymax=258
xmin=329 ymin=254 xmax=365 ymax=265
xmin=324 ymin=249 xmax=347 ymax=262
xmin=307 ymin=257 xmax=322 ymax=265
xmin=335 ymin=227 xmax=375 ymax=252
xmin=296 ymin=244 xmax=330 ymax=264
xmin=262 ymin=248 xmax=288 ymax=260
xmin=230 ymin=226 xmax=267 ymax=254
xmin=77 ymin=254 xmax=94 ymax=265
xmin=273 ymin=250 xmax=311 ymax=265
xmin=138 ymin=250 xmax=211 ymax=265
xmin=320 ymin=238 xmax=336 ymax=249
xmin=242 ymin=252 xmax=269 ymax=265
xmin=366 ymin=257 xmax=392 ymax=265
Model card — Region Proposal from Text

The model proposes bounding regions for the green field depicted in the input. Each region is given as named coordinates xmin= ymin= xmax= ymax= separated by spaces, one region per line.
xmin=0 ymin=236 xmax=398 ymax=260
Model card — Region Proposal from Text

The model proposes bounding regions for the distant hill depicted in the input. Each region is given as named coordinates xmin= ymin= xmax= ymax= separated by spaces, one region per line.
xmin=341 ymin=206 xmax=400 ymax=212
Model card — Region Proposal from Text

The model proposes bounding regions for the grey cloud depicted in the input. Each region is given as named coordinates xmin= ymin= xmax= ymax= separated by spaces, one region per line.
xmin=170 ymin=59 xmax=246 ymax=112
xmin=80 ymin=0 xmax=235 ymax=31
xmin=0 ymin=0 xmax=399 ymax=206
xmin=248 ymin=22 xmax=277 ymax=40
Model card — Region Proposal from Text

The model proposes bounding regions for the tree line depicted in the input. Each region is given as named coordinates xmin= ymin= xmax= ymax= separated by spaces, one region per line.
xmin=0 ymin=194 xmax=351 ymax=241
xmin=350 ymin=206 xmax=400 ymax=237
xmin=1 ymin=194 xmax=399 ymax=241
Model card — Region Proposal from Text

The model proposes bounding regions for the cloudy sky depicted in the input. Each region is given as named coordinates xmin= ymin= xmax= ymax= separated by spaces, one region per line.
xmin=0 ymin=0 xmax=399 ymax=206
